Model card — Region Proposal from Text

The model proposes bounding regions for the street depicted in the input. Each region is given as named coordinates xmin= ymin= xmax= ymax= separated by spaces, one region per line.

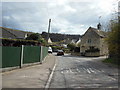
xmin=2 ymin=1 xmax=120 ymax=89
xmin=2 ymin=54 xmax=118 ymax=89
xmin=50 ymin=54 xmax=118 ymax=88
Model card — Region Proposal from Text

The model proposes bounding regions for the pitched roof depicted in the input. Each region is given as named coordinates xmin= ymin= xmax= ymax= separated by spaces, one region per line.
xmin=0 ymin=27 xmax=16 ymax=39
xmin=76 ymin=38 xmax=81 ymax=44
xmin=87 ymin=27 xmax=107 ymax=38
xmin=0 ymin=27 xmax=33 ymax=39
xmin=48 ymin=37 xmax=52 ymax=44
xmin=41 ymin=32 xmax=81 ymax=42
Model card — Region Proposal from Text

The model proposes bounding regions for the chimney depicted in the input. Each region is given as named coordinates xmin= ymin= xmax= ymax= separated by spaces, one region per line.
xmin=97 ymin=23 xmax=101 ymax=30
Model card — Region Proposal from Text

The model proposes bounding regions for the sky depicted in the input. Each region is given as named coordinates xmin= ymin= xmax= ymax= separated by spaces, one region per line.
xmin=1 ymin=0 xmax=119 ymax=35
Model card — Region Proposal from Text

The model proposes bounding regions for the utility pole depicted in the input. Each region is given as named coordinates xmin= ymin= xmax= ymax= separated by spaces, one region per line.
xmin=47 ymin=19 xmax=51 ymax=45
xmin=98 ymin=16 xmax=102 ymax=24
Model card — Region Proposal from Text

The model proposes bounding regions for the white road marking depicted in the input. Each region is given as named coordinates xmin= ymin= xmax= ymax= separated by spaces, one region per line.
xmin=69 ymin=69 xmax=73 ymax=73
xmin=66 ymin=70 xmax=69 ymax=73
xmin=45 ymin=63 xmax=56 ymax=89
xmin=89 ymin=68 xmax=96 ymax=73
xmin=94 ymin=69 xmax=102 ymax=73
xmin=101 ymin=70 xmax=104 ymax=72
xmin=86 ymin=69 xmax=91 ymax=73
xmin=61 ymin=71 xmax=64 ymax=73
xmin=75 ymin=60 xmax=80 ymax=62
xmin=76 ymin=68 xmax=80 ymax=72
xmin=109 ymin=77 xmax=116 ymax=81
xmin=83 ymin=68 xmax=91 ymax=73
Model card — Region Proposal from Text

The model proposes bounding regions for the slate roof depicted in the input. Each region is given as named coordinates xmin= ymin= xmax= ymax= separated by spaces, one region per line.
xmin=0 ymin=27 xmax=33 ymax=39
xmin=86 ymin=27 xmax=108 ymax=38
xmin=41 ymin=32 xmax=81 ymax=42
xmin=70 ymin=39 xmax=78 ymax=44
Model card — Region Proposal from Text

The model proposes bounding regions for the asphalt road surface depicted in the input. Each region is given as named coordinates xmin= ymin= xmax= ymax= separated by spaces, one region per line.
xmin=50 ymin=54 xmax=118 ymax=88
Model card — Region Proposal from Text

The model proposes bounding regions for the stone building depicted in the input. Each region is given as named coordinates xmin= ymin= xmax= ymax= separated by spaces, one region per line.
xmin=80 ymin=25 xmax=108 ymax=56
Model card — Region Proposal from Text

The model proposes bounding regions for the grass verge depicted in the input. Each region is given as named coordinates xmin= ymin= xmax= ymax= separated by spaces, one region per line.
xmin=102 ymin=58 xmax=119 ymax=67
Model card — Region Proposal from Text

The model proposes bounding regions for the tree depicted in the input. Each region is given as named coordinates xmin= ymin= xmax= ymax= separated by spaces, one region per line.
xmin=67 ymin=43 xmax=76 ymax=52
xmin=26 ymin=33 xmax=47 ymax=45
xmin=106 ymin=19 xmax=120 ymax=65
xmin=26 ymin=33 xmax=41 ymax=41
xmin=39 ymin=38 xmax=47 ymax=46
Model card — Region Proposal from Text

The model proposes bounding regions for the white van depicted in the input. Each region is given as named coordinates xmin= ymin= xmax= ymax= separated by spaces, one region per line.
xmin=48 ymin=47 xmax=52 ymax=53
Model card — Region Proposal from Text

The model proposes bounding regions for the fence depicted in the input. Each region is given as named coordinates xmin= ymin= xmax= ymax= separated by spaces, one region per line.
xmin=0 ymin=46 xmax=2 ymax=68
xmin=2 ymin=45 xmax=48 ymax=68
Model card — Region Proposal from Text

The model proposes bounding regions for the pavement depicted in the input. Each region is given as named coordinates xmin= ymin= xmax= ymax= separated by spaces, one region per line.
xmin=2 ymin=54 xmax=56 ymax=88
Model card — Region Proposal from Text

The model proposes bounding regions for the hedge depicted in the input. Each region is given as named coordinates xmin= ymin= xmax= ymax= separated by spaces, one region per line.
xmin=0 ymin=38 xmax=42 ymax=47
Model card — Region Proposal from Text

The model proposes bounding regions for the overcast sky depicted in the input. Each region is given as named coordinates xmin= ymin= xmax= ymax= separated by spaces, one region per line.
xmin=1 ymin=0 xmax=119 ymax=35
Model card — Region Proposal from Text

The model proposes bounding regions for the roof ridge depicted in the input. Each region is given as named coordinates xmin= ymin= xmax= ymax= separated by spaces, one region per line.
xmin=86 ymin=26 xmax=107 ymax=38
xmin=1 ymin=27 xmax=32 ymax=33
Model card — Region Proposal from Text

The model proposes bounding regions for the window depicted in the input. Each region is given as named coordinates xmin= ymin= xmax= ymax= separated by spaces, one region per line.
xmin=87 ymin=39 xmax=91 ymax=43
xmin=89 ymin=46 xmax=94 ymax=49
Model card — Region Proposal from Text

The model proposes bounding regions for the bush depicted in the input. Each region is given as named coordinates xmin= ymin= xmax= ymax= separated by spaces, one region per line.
xmin=67 ymin=43 xmax=76 ymax=51
xmin=85 ymin=48 xmax=100 ymax=53
xmin=1 ymin=38 xmax=41 ymax=47
xmin=26 ymin=33 xmax=47 ymax=46
xmin=103 ymin=58 xmax=119 ymax=66
xmin=107 ymin=22 xmax=120 ymax=58
xmin=26 ymin=33 xmax=41 ymax=40
xmin=63 ymin=48 xmax=70 ymax=53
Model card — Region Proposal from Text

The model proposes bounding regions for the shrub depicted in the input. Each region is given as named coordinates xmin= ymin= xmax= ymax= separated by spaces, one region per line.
xmin=67 ymin=43 xmax=76 ymax=51
xmin=107 ymin=22 xmax=120 ymax=58
xmin=1 ymin=38 xmax=41 ymax=47
xmin=85 ymin=48 xmax=100 ymax=53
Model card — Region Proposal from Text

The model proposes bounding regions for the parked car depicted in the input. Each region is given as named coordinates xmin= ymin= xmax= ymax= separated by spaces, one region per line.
xmin=48 ymin=47 xmax=52 ymax=53
xmin=53 ymin=49 xmax=58 ymax=52
xmin=57 ymin=50 xmax=64 ymax=56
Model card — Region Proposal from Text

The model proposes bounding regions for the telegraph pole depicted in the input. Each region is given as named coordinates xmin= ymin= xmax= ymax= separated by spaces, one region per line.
xmin=99 ymin=16 xmax=101 ymax=23
xmin=47 ymin=19 xmax=51 ymax=44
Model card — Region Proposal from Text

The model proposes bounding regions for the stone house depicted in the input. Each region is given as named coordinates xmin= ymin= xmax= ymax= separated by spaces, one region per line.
xmin=80 ymin=25 xmax=108 ymax=56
